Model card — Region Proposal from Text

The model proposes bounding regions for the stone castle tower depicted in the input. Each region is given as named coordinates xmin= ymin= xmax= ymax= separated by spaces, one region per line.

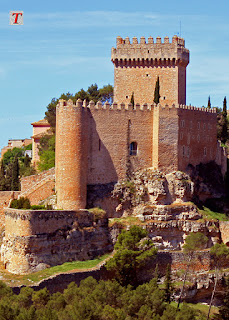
xmin=55 ymin=35 xmax=224 ymax=212
xmin=111 ymin=35 xmax=189 ymax=106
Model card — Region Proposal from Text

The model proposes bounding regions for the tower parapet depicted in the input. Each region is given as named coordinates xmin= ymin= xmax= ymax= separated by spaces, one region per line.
xmin=111 ymin=35 xmax=189 ymax=67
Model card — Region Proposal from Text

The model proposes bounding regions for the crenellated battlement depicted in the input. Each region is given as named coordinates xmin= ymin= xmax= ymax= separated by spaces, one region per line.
xmin=57 ymin=99 xmax=217 ymax=114
xmin=111 ymin=35 xmax=189 ymax=67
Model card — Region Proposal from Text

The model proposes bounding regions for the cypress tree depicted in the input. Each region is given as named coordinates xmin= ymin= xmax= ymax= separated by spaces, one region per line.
xmin=11 ymin=156 xmax=20 ymax=191
xmin=221 ymin=97 xmax=228 ymax=144
xmin=207 ymin=96 xmax=211 ymax=108
xmin=154 ymin=76 xmax=160 ymax=104
xmin=130 ymin=92 xmax=135 ymax=108
xmin=164 ymin=264 xmax=173 ymax=303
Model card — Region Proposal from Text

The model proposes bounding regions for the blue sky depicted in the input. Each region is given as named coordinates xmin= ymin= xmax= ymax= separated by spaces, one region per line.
xmin=0 ymin=0 xmax=228 ymax=150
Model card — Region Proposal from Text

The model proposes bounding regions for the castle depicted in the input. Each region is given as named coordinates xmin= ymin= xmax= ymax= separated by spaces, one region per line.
xmin=55 ymin=35 xmax=225 ymax=211
xmin=1 ymin=35 xmax=228 ymax=275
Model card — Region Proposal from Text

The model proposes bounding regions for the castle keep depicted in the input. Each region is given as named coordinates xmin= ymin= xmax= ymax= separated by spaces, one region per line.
xmin=55 ymin=35 xmax=222 ymax=211
xmin=112 ymin=35 xmax=189 ymax=106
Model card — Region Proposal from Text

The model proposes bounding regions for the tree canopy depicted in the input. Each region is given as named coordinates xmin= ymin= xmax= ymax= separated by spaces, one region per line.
xmin=45 ymin=84 xmax=113 ymax=132
xmin=0 ymin=278 xmax=206 ymax=320
xmin=106 ymin=225 xmax=157 ymax=287
xmin=0 ymin=145 xmax=35 ymax=191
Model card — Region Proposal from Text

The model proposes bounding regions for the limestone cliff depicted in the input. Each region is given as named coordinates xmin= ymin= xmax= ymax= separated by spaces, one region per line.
xmin=111 ymin=168 xmax=227 ymax=250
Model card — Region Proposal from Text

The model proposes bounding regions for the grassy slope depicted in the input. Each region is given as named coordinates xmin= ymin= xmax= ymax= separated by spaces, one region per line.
xmin=0 ymin=253 xmax=111 ymax=287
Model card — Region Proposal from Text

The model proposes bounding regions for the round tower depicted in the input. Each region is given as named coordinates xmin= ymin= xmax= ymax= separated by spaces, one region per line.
xmin=55 ymin=99 xmax=88 ymax=210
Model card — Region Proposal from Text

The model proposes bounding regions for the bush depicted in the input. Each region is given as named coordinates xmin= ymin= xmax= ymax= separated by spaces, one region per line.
xmin=88 ymin=207 xmax=106 ymax=221
xmin=10 ymin=197 xmax=31 ymax=209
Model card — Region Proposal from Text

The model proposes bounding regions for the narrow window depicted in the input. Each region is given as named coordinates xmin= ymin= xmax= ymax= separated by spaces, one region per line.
xmin=187 ymin=133 xmax=190 ymax=145
xmin=187 ymin=147 xmax=190 ymax=157
xmin=204 ymin=147 xmax=207 ymax=156
xmin=181 ymin=120 xmax=185 ymax=128
xmin=180 ymin=132 xmax=183 ymax=140
xmin=203 ymin=123 xmax=206 ymax=130
xmin=99 ymin=139 xmax=101 ymax=151
xmin=130 ymin=142 xmax=137 ymax=156
xmin=197 ymin=134 xmax=200 ymax=142
xmin=182 ymin=146 xmax=185 ymax=157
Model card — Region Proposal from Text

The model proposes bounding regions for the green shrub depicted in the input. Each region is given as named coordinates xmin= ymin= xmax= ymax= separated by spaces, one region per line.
xmin=88 ymin=207 xmax=106 ymax=221
xmin=30 ymin=205 xmax=46 ymax=210
xmin=10 ymin=197 xmax=31 ymax=209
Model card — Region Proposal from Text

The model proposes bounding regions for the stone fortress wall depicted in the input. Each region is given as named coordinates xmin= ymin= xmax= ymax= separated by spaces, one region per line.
xmin=55 ymin=99 xmax=219 ymax=211
xmin=1 ymin=208 xmax=111 ymax=274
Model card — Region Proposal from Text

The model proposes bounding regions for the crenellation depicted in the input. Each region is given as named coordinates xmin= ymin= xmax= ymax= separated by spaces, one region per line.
xmin=132 ymin=36 xmax=138 ymax=44
xmin=140 ymin=36 xmax=146 ymax=44
xmin=89 ymin=100 xmax=95 ymax=109
xmin=119 ymin=102 xmax=125 ymax=110
xmin=156 ymin=36 xmax=161 ymax=44
xmin=103 ymin=101 xmax=110 ymax=109
xmin=76 ymin=99 xmax=83 ymax=108
xmin=95 ymin=100 xmax=103 ymax=109
xmin=148 ymin=36 xmax=154 ymax=44
xmin=83 ymin=99 xmax=87 ymax=107
xmin=164 ymin=36 xmax=169 ymax=43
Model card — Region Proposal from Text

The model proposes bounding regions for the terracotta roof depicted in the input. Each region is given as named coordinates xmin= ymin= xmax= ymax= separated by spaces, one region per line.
xmin=31 ymin=119 xmax=50 ymax=126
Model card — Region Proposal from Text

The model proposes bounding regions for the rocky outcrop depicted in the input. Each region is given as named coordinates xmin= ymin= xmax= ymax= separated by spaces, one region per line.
xmin=113 ymin=169 xmax=194 ymax=215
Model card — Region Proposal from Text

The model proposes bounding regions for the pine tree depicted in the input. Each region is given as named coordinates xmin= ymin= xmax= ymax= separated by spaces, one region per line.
xmin=207 ymin=96 xmax=211 ymax=108
xmin=154 ymin=264 xmax=159 ymax=283
xmin=216 ymin=277 xmax=229 ymax=320
xmin=207 ymin=243 xmax=229 ymax=320
xmin=130 ymin=92 xmax=135 ymax=108
xmin=11 ymin=156 xmax=20 ymax=191
xmin=154 ymin=76 xmax=160 ymax=104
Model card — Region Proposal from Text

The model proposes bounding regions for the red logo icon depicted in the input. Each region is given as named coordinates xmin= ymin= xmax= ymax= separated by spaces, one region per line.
xmin=10 ymin=11 xmax=23 ymax=25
